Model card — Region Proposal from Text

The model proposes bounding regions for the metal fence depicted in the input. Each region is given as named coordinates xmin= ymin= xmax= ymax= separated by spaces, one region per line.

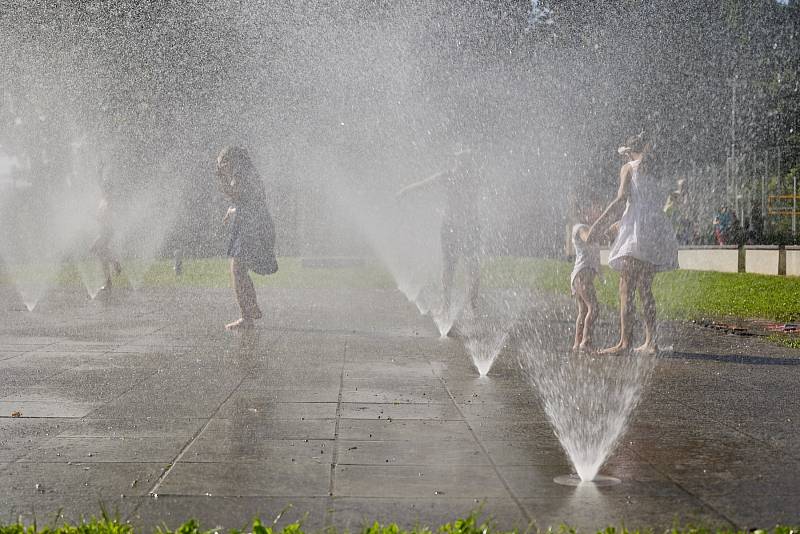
xmin=679 ymin=145 xmax=800 ymax=244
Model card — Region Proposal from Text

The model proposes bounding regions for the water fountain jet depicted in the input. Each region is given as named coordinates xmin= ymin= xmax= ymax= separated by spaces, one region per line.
xmin=520 ymin=341 xmax=656 ymax=483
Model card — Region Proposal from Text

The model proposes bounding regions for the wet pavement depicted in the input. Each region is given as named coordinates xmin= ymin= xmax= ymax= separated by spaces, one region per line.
xmin=0 ymin=285 xmax=798 ymax=531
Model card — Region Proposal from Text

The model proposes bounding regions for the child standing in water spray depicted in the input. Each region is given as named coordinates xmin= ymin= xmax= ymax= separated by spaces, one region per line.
xmin=90 ymin=165 xmax=122 ymax=292
xmin=396 ymin=147 xmax=481 ymax=334
xmin=570 ymin=223 xmax=601 ymax=351
xmin=216 ymin=146 xmax=278 ymax=331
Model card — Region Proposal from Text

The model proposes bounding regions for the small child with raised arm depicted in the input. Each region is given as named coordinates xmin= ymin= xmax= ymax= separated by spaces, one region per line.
xmin=570 ymin=223 xmax=601 ymax=351
xmin=90 ymin=166 xmax=122 ymax=292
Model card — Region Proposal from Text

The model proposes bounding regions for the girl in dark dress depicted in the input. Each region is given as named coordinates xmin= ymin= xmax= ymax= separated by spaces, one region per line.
xmin=216 ymin=146 xmax=277 ymax=330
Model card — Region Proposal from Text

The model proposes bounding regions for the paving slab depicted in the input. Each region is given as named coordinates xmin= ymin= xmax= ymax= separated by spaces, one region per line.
xmin=154 ymin=461 xmax=332 ymax=497
xmin=336 ymin=439 xmax=489 ymax=466
xmin=0 ymin=461 xmax=163 ymax=523
xmin=216 ymin=397 xmax=339 ymax=420
xmin=19 ymin=435 xmax=187 ymax=464
xmin=0 ymin=399 xmax=99 ymax=418
xmin=334 ymin=464 xmax=512 ymax=499
xmin=0 ymin=285 xmax=798 ymax=529
xmin=55 ymin=417 xmax=204 ymax=439
xmin=184 ymin=436 xmax=333 ymax=465
xmin=0 ymin=418 xmax=75 ymax=462
xmin=206 ymin=417 xmax=337 ymax=440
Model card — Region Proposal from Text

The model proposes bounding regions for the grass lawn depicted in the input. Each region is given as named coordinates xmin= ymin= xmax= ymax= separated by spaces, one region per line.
xmin=483 ymin=257 xmax=800 ymax=323
xmin=4 ymin=256 xmax=800 ymax=323
xmin=0 ymin=258 xmax=397 ymax=291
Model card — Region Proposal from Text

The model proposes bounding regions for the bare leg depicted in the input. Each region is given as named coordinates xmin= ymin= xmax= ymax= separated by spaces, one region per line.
xmin=100 ymin=258 xmax=112 ymax=289
xmin=634 ymin=266 xmax=658 ymax=354
xmin=575 ymin=272 xmax=598 ymax=351
xmin=441 ymin=250 xmax=456 ymax=320
xmin=573 ymin=296 xmax=587 ymax=351
xmin=601 ymin=262 xmax=636 ymax=354
xmin=466 ymin=255 xmax=480 ymax=313
xmin=112 ymin=257 xmax=122 ymax=276
xmin=92 ymin=239 xmax=113 ymax=290
xmin=227 ymin=258 xmax=260 ymax=330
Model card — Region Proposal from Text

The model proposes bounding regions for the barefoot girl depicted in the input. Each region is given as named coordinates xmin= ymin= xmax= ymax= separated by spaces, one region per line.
xmin=216 ymin=146 xmax=277 ymax=330
xmin=570 ymin=223 xmax=600 ymax=351
xmin=587 ymin=133 xmax=678 ymax=354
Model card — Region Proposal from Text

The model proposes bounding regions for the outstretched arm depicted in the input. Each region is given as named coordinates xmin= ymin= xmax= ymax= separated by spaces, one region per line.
xmin=587 ymin=164 xmax=632 ymax=242
xmin=396 ymin=170 xmax=447 ymax=199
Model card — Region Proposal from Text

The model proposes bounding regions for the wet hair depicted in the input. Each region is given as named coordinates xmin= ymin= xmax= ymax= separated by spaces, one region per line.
xmin=623 ymin=131 xmax=649 ymax=154
xmin=218 ymin=145 xmax=255 ymax=174
xmin=217 ymin=145 xmax=266 ymax=198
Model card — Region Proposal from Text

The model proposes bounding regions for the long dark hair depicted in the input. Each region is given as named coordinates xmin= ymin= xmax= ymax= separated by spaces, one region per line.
xmin=218 ymin=146 xmax=256 ymax=178
xmin=217 ymin=145 xmax=265 ymax=195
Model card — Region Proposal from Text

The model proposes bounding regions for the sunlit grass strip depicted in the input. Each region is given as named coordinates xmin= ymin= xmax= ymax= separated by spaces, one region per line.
xmin=482 ymin=256 xmax=800 ymax=323
xmin=0 ymin=513 xmax=797 ymax=534
xmin=5 ymin=256 xmax=800 ymax=322
xmin=0 ymin=258 xmax=397 ymax=290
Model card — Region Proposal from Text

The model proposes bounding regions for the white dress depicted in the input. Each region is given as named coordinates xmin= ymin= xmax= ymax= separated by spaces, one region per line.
xmin=571 ymin=223 xmax=600 ymax=294
xmin=608 ymin=159 xmax=679 ymax=272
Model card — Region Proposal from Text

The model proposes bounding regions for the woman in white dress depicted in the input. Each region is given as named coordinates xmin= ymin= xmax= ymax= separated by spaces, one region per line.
xmin=587 ymin=133 xmax=678 ymax=354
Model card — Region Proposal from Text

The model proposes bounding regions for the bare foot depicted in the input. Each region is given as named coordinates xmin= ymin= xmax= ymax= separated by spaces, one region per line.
xmin=633 ymin=343 xmax=658 ymax=355
xmin=598 ymin=343 xmax=630 ymax=355
xmin=225 ymin=318 xmax=254 ymax=331
xmin=571 ymin=344 xmax=580 ymax=352
xmin=578 ymin=342 xmax=596 ymax=353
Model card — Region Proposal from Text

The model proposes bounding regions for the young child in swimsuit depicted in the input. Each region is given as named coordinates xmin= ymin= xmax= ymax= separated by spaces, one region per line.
xmin=570 ymin=223 xmax=601 ymax=351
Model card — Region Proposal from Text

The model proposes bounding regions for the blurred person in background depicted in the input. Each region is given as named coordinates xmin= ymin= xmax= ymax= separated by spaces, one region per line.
xmin=90 ymin=163 xmax=122 ymax=292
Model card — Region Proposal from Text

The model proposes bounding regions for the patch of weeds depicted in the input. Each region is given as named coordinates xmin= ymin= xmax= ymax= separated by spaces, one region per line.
xmin=0 ymin=511 xmax=132 ymax=534
xmin=1 ymin=509 xmax=799 ymax=534
xmin=766 ymin=333 xmax=800 ymax=349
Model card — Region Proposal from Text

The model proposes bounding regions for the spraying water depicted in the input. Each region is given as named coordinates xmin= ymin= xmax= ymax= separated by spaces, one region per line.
xmin=520 ymin=345 xmax=657 ymax=481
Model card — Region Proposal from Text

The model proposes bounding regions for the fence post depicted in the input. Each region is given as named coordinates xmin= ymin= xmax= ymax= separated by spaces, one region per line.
xmin=793 ymin=174 xmax=797 ymax=239
xmin=738 ymin=245 xmax=745 ymax=273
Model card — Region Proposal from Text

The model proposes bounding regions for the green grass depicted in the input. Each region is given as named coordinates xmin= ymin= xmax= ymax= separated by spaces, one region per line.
xmin=0 ymin=512 xmax=796 ymax=534
xmin=5 ymin=256 xmax=800 ymax=323
xmin=766 ymin=333 xmax=800 ymax=349
xmin=482 ymin=257 xmax=800 ymax=323
xmin=0 ymin=258 xmax=396 ymax=290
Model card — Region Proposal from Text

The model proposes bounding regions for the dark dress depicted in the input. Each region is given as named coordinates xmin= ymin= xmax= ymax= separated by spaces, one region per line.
xmin=226 ymin=174 xmax=278 ymax=275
